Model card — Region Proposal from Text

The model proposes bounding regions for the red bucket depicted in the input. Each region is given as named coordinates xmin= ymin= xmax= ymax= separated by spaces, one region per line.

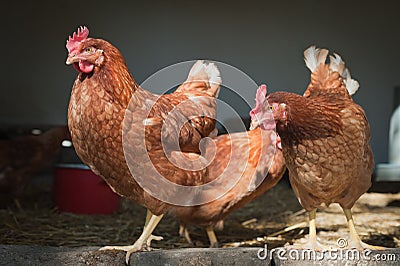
xmin=53 ymin=164 xmax=120 ymax=214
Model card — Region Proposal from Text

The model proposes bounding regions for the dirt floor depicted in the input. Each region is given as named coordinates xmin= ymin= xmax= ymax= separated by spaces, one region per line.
xmin=0 ymin=173 xmax=399 ymax=252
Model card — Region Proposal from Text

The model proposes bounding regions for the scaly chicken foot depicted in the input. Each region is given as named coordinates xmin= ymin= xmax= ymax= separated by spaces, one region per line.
xmin=99 ymin=212 xmax=164 ymax=265
xmin=285 ymin=209 xmax=329 ymax=251
xmin=178 ymin=224 xmax=219 ymax=247
xmin=342 ymin=208 xmax=385 ymax=251
xmin=144 ymin=209 xmax=163 ymax=245
xmin=145 ymin=234 xmax=164 ymax=249
xmin=179 ymin=224 xmax=194 ymax=245
xmin=206 ymin=225 xmax=219 ymax=248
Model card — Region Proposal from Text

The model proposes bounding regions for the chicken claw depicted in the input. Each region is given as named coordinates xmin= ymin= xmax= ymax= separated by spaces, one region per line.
xmin=100 ymin=237 xmax=163 ymax=264
xmin=342 ymin=208 xmax=386 ymax=251
xmin=346 ymin=240 xmax=386 ymax=251
xmin=145 ymin=234 xmax=163 ymax=249
xmin=99 ymin=244 xmax=135 ymax=252
xmin=100 ymin=212 xmax=164 ymax=265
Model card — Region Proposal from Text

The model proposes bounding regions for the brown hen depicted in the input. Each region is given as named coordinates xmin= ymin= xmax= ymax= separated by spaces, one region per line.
xmin=170 ymin=127 xmax=286 ymax=247
xmin=251 ymin=46 xmax=382 ymax=251
xmin=0 ymin=126 xmax=68 ymax=195
xmin=65 ymin=26 xmax=221 ymax=263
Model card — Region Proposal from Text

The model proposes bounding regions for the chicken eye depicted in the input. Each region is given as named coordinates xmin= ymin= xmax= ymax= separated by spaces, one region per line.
xmin=268 ymin=105 xmax=274 ymax=111
xmin=85 ymin=47 xmax=94 ymax=53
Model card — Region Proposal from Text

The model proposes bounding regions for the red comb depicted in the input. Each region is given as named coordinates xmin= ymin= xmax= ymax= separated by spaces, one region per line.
xmin=250 ymin=84 xmax=267 ymax=119
xmin=66 ymin=26 xmax=89 ymax=53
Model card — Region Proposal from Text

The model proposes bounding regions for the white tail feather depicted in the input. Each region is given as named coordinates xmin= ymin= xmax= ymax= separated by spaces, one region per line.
xmin=187 ymin=60 xmax=205 ymax=78
xmin=304 ymin=45 xmax=329 ymax=72
xmin=329 ymin=54 xmax=359 ymax=96
xmin=187 ymin=60 xmax=221 ymax=96
xmin=204 ymin=62 xmax=222 ymax=94
xmin=329 ymin=53 xmax=345 ymax=74
xmin=342 ymin=68 xmax=359 ymax=95
xmin=304 ymin=46 xmax=360 ymax=96
xmin=344 ymin=79 xmax=359 ymax=96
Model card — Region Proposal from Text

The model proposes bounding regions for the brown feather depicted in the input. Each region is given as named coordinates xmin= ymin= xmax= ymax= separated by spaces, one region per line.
xmin=303 ymin=64 xmax=351 ymax=99
xmin=266 ymin=88 xmax=373 ymax=211
xmin=0 ymin=126 xmax=68 ymax=195
xmin=170 ymin=128 xmax=286 ymax=227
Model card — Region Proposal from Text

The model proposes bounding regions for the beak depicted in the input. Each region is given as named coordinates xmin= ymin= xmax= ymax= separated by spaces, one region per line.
xmin=66 ymin=53 xmax=84 ymax=65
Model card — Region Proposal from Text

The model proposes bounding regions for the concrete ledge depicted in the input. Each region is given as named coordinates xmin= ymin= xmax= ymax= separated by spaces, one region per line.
xmin=0 ymin=245 xmax=270 ymax=266
xmin=0 ymin=245 xmax=122 ymax=266
xmin=0 ymin=245 xmax=398 ymax=266
xmin=130 ymin=247 xmax=270 ymax=265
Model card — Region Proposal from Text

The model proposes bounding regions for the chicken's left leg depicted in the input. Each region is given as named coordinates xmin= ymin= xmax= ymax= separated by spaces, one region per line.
xmin=179 ymin=224 xmax=193 ymax=245
xmin=205 ymin=225 xmax=219 ymax=248
xmin=302 ymin=209 xmax=327 ymax=250
xmin=144 ymin=208 xmax=152 ymax=226
xmin=144 ymin=209 xmax=163 ymax=246
xmin=286 ymin=209 xmax=328 ymax=250
xmin=342 ymin=208 xmax=385 ymax=250
xmin=100 ymin=211 xmax=164 ymax=264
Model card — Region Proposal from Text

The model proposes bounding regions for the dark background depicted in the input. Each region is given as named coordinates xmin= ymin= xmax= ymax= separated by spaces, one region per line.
xmin=1 ymin=0 xmax=399 ymax=164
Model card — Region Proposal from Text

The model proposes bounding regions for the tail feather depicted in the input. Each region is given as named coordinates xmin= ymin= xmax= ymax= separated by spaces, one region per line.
xmin=177 ymin=60 xmax=221 ymax=97
xmin=304 ymin=45 xmax=359 ymax=96
xmin=329 ymin=53 xmax=345 ymax=74
xmin=329 ymin=54 xmax=359 ymax=96
xmin=304 ymin=45 xmax=329 ymax=72
xmin=342 ymin=68 xmax=359 ymax=96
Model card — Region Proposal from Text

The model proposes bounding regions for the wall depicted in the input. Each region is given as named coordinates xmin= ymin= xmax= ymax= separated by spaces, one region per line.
xmin=1 ymin=0 xmax=399 ymax=163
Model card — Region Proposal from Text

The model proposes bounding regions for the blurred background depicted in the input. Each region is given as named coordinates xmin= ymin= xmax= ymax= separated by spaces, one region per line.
xmin=0 ymin=0 xmax=399 ymax=164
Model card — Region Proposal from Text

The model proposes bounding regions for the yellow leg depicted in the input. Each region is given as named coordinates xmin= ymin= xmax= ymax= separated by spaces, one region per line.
xmin=179 ymin=224 xmax=185 ymax=237
xmin=100 ymin=210 xmax=164 ymax=264
xmin=302 ymin=208 xmax=327 ymax=250
xmin=144 ymin=209 xmax=152 ymax=228
xmin=285 ymin=209 xmax=327 ymax=250
xmin=144 ymin=209 xmax=163 ymax=246
xmin=308 ymin=209 xmax=317 ymax=246
xmin=343 ymin=208 xmax=385 ymax=250
xmin=179 ymin=224 xmax=193 ymax=245
xmin=205 ymin=225 xmax=219 ymax=248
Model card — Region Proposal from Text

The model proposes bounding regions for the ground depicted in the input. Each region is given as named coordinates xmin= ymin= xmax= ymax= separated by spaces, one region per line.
xmin=1 ymin=173 xmax=399 ymax=252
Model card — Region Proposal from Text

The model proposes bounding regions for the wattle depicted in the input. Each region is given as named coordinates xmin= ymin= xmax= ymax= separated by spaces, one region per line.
xmin=78 ymin=60 xmax=94 ymax=73
xmin=261 ymin=118 xmax=276 ymax=131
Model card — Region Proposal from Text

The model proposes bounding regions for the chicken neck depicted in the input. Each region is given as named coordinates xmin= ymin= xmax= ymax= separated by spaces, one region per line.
xmin=267 ymin=92 xmax=347 ymax=144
